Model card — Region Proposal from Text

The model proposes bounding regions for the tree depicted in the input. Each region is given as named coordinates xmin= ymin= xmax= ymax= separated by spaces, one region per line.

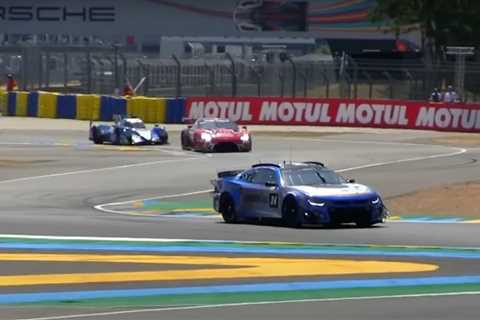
xmin=370 ymin=0 xmax=480 ymax=61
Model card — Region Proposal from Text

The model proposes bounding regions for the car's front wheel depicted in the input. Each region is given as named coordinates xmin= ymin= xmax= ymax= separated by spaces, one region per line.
xmin=282 ymin=197 xmax=302 ymax=228
xmin=220 ymin=194 xmax=237 ymax=224
xmin=356 ymin=215 xmax=373 ymax=228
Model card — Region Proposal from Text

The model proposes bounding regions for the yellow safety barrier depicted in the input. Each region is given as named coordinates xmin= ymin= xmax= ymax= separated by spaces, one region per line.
xmin=15 ymin=91 xmax=29 ymax=117
xmin=126 ymin=97 xmax=143 ymax=119
xmin=0 ymin=90 xmax=6 ymax=115
xmin=76 ymin=94 xmax=100 ymax=121
xmin=127 ymin=97 xmax=166 ymax=123
xmin=144 ymin=98 xmax=157 ymax=123
xmin=38 ymin=92 xmax=58 ymax=118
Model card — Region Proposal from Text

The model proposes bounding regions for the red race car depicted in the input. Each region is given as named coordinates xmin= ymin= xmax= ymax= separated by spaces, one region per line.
xmin=181 ymin=118 xmax=252 ymax=153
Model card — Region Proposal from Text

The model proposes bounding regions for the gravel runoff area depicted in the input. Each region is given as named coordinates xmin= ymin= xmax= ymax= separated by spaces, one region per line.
xmin=1 ymin=116 xmax=480 ymax=218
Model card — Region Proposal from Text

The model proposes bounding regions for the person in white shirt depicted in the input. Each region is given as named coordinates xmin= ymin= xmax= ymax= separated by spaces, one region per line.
xmin=443 ymin=85 xmax=459 ymax=103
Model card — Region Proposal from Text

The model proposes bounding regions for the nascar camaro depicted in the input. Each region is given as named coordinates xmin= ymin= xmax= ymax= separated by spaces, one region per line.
xmin=181 ymin=118 xmax=252 ymax=152
xmin=212 ymin=162 xmax=388 ymax=228
xmin=89 ymin=117 xmax=168 ymax=145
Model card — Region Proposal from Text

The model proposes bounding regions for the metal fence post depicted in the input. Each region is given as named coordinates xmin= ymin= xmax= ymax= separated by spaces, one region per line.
xmin=63 ymin=52 xmax=68 ymax=89
xmin=113 ymin=44 xmax=120 ymax=93
xmin=382 ymin=71 xmax=394 ymax=99
xmin=225 ymin=53 xmax=237 ymax=97
xmin=250 ymin=66 xmax=262 ymax=97
xmin=86 ymin=50 xmax=92 ymax=93
xmin=300 ymin=71 xmax=307 ymax=97
xmin=279 ymin=69 xmax=286 ymax=97
xmin=361 ymin=71 xmax=373 ymax=99
xmin=172 ymin=54 xmax=182 ymax=98
xmin=321 ymin=69 xmax=330 ymax=98
xmin=285 ymin=56 xmax=297 ymax=97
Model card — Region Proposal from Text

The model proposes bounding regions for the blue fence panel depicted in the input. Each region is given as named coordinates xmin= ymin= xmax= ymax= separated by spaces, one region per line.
xmin=56 ymin=95 xmax=77 ymax=119
xmin=27 ymin=92 xmax=39 ymax=117
xmin=7 ymin=92 xmax=16 ymax=116
xmin=166 ymin=98 xmax=185 ymax=124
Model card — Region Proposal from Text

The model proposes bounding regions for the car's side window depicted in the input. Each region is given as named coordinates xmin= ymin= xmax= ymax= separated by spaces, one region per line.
xmin=239 ymin=170 xmax=255 ymax=183
xmin=252 ymin=169 xmax=277 ymax=185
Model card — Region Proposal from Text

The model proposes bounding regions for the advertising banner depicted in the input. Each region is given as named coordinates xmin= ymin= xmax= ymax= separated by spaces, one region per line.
xmin=185 ymin=97 xmax=480 ymax=133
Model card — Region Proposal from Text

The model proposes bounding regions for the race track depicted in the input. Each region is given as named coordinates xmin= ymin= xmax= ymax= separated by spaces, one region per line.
xmin=0 ymin=122 xmax=479 ymax=320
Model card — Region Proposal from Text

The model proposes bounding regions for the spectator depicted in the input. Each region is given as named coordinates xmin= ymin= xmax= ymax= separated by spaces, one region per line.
xmin=443 ymin=85 xmax=459 ymax=103
xmin=6 ymin=74 xmax=17 ymax=92
xmin=430 ymin=88 xmax=442 ymax=102
xmin=122 ymin=81 xmax=134 ymax=97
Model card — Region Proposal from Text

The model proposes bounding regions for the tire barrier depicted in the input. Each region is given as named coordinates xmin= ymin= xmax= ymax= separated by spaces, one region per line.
xmin=38 ymin=92 xmax=58 ymax=119
xmin=76 ymin=94 xmax=100 ymax=121
xmin=166 ymin=98 xmax=185 ymax=124
xmin=27 ymin=92 xmax=39 ymax=117
xmin=5 ymin=91 xmax=181 ymax=124
xmin=127 ymin=97 xmax=166 ymax=123
xmin=100 ymin=96 xmax=127 ymax=121
xmin=0 ymin=90 xmax=6 ymax=114
xmin=57 ymin=95 xmax=77 ymax=119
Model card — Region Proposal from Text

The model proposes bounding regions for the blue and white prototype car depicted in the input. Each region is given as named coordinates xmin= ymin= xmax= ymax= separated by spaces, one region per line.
xmin=89 ymin=117 xmax=168 ymax=145
xmin=212 ymin=162 xmax=388 ymax=228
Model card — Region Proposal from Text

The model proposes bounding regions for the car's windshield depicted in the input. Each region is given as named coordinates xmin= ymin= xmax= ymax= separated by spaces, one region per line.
xmin=124 ymin=121 xmax=146 ymax=129
xmin=199 ymin=120 xmax=238 ymax=130
xmin=283 ymin=168 xmax=346 ymax=186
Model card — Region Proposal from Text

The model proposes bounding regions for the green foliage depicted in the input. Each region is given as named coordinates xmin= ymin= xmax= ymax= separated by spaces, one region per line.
xmin=370 ymin=0 xmax=480 ymax=48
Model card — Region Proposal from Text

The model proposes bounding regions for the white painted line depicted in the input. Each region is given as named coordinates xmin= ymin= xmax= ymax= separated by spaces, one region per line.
xmin=336 ymin=147 xmax=467 ymax=173
xmin=13 ymin=291 xmax=480 ymax=320
xmin=0 ymin=158 xmax=198 ymax=185
xmin=1 ymin=234 xmax=478 ymax=250
xmin=94 ymin=145 xmax=467 ymax=218
xmin=94 ymin=189 xmax=213 ymax=217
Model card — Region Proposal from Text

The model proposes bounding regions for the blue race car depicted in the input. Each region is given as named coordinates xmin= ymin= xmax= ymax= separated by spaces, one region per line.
xmin=89 ymin=117 xmax=168 ymax=145
xmin=212 ymin=162 xmax=388 ymax=228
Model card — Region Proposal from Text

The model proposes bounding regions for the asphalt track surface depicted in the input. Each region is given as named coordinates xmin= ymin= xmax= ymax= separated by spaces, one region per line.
xmin=0 ymin=121 xmax=480 ymax=320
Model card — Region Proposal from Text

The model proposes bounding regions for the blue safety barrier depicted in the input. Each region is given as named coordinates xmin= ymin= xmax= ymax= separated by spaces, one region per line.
xmin=7 ymin=92 xmax=16 ymax=116
xmin=166 ymin=98 xmax=185 ymax=124
xmin=27 ymin=92 xmax=39 ymax=117
xmin=56 ymin=95 xmax=77 ymax=119
xmin=100 ymin=96 xmax=127 ymax=121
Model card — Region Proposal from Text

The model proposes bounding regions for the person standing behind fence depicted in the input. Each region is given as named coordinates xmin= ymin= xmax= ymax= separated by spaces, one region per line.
xmin=443 ymin=85 xmax=459 ymax=103
xmin=122 ymin=81 xmax=134 ymax=97
xmin=6 ymin=74 xmax=17 ymax=92
xmin=430 ymin=88 xmax=442 ymax=102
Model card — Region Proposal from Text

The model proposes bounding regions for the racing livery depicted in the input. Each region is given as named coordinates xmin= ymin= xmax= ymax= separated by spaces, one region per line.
xmin=212 ymin=162 xmax=388 ymax=227
xmin=181 ymin=118 xmax=252 ymax=152
xmin=89 ymin=117 xmax=168 ymax=145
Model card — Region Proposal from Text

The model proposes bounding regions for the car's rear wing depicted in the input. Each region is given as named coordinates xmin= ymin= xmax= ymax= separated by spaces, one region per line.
xmin=211 ymin=170 xmax=243 ymax=192
xmin=217 ymin=170 xmax=243 ymax=179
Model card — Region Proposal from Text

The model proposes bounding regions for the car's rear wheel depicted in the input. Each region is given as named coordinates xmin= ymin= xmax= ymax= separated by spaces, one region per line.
xmin=220 ymin=194 xmax=237 ymax=224
xmin=282 ymin=197 xmax=302 ymax=228
xmin=181 ymin=132 xmax=189 ymax=150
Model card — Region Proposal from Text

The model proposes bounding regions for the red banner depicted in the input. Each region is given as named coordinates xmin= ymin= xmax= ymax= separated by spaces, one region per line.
xmin=185 ymin=97 xmax=480 ymax=133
